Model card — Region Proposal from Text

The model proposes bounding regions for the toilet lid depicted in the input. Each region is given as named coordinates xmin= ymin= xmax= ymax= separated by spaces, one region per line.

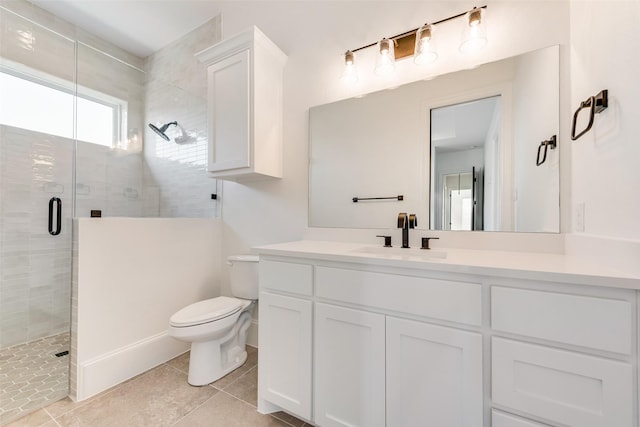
xmin=170 ymin=296 xmax=244 ymax=327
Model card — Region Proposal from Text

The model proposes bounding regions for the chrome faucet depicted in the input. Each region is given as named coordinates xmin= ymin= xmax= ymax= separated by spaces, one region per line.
xmin=397 ymin=213 xmax=417 ymax=248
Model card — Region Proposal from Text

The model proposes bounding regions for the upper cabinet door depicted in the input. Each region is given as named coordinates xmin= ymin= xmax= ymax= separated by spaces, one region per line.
xmin=206 ymin=50 xmax=250 ymax=172
xmin=196 ymin=26 xmax=286 ymax=181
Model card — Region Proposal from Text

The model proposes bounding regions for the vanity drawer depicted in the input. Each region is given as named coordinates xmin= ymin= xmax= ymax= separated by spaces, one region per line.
xmin=492 ymin=410 xmax=551 ymax=427
xmin=491 ymin=286 xmax=632 ymax=354
xmin=492 ymin=337 xmax=633 ymax=427
xmin=259 ymin=260 xmax=313 ymax=296
xmin=315 ymin=266 xmax=481 ymax=326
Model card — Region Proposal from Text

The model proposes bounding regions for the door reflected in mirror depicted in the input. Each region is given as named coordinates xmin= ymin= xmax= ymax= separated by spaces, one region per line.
xmin=443 ymin=172 xmax=476 ymax=231
xmin=431 ymin=96 xmax=499 ymax=231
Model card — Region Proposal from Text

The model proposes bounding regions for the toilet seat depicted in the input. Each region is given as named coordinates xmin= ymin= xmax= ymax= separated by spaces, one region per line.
xmin=170 ymin=296 xmax=243 ymax=327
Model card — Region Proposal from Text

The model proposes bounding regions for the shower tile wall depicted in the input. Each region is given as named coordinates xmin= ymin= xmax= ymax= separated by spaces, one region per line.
xmin=143 ymin=16 xmax=221 ymax=218
xmin=0 ymin=126 xmax=73 ymax=349
xmin=75 ymin=40 xmax=147 ymax=218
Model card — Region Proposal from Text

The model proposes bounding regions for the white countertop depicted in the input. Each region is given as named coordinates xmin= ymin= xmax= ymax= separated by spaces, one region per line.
xmin=254 ymin=240 xmax=640 ymax=290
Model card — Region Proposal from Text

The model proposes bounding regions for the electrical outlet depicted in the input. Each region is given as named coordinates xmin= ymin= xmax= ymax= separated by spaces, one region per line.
xmin=575 ymin=202 xmax=585 ymax=232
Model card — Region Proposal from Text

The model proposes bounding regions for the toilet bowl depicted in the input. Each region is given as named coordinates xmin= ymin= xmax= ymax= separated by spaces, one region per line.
xmin=168 ymin=254 xmax=258 ymax=386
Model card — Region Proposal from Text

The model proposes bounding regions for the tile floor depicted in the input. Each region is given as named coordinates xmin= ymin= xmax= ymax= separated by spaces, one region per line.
xmin=0 ymin=334 xmax=70 ymax=426
xmin=6 ymin=346 xmax=311 ymax=427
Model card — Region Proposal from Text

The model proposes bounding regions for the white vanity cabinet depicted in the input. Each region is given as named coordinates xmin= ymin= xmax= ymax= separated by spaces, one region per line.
xmin=258 ymin=255 xmax=484 ymax=426
xmin=196 ymin=26 xmax=286 ymax=181
xmin=255 ymin=241 xmax=639 ymax=427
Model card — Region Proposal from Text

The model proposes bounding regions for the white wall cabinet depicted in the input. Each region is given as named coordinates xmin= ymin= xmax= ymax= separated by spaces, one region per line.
xmin=386 ymin=317 xmax=483 ymax=427
xmin=314 ymin=303 xmax=385 ymax=427
xmin=196 ymin=26 xmax=286 ymax=181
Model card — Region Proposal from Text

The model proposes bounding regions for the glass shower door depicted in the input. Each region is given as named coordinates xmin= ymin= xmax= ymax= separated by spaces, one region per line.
xmin=0 ymin=6 xmax=75 ymax=425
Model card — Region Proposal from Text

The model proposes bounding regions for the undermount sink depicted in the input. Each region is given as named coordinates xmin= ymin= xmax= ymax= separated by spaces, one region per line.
xmin=352 ymin=245 xmax=447 ymax=260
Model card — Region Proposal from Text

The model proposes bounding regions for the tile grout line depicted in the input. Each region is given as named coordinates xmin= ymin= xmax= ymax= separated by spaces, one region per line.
xmin=167 ymin=386 xmax=221 ymax=427
xmin=43 ymin=404 xmax=66 ymax=427
xmin=217 ymin=389 xmax=299 ymax=427
xmin=162 ymin=361 xmax=189 ymax=376
xmin=219 ymin=364 xmax=258 ymax=391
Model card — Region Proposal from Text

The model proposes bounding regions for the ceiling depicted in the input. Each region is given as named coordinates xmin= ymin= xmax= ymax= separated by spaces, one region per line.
xmin=28 ymin=1 xmax=467 ymax=61
xmin=30 ymin=0 xmax=226 ymax=57
xmin=431 ymin=96 xmax=500 ymax=153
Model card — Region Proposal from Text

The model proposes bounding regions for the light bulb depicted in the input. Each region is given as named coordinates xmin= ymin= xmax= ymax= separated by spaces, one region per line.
xmin=374 ymin=38 xmax=395 ymax=76
xmin=460 ymin=7 xmax=487 ymax=54
xmin=340 ymin=50 xmax=359 ymax=85
xmin=414 ymin=24 xmax=438 ymax=65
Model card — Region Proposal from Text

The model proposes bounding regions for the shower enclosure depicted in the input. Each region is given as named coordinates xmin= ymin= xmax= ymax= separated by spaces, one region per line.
xmin=0 ymin=7 xmax=76 ymax=424
xmin=0 ymin=2 xmax=215 ymax=424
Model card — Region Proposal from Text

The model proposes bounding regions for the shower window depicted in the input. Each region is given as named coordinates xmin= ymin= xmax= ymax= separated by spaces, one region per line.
xmin=0 ymin=67 xmax=126 ymax=148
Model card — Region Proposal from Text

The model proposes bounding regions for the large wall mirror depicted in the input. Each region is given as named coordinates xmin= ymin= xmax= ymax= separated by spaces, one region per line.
xmin=309 ymin=45 xmax=559 ymax=232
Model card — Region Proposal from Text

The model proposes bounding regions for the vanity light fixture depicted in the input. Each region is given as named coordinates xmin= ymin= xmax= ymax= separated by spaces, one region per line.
xmin=374 ymin=38 xmax=396 ymax=76
xmin=459 ymin=7 xmax=488 ymax=53
xmin=414 ymin=24 xmax=437 ymax=65
xmin=341 ymin=5 xmax=487 ymax=81
xmin=341 ymin=50 xmax=359 ymax=84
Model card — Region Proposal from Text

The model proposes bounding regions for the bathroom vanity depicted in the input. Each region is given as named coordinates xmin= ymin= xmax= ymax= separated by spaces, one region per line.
xmin=255 ymin=240 xmax=640 ymax=427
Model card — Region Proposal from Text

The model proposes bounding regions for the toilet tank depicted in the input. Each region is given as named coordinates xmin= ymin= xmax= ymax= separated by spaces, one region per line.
xmin=227 ymin=255 xmax=259 ymax=300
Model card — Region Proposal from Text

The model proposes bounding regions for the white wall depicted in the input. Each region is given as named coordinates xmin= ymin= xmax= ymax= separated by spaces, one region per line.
xmin=72 ymin=218 xmax=221 ymax=400
xmin=561 ymin=0 xmax=640 ymax=270
xmin=569 ymin=1 xmax=640 ymax=241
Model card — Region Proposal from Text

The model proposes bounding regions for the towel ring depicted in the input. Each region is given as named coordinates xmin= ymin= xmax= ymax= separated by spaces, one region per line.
xmin=571 ymin=90 xmax=608 ymax=141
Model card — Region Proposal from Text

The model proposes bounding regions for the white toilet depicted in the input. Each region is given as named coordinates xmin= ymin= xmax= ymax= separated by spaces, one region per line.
xmin=168 ymin=254 xmax=258 ymax=386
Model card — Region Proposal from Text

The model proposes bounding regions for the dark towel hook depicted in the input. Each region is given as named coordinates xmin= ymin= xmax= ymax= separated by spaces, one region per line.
xmin=536 ymin=135 xmax=557 ymax=166
xmin=571 ymin=89 xmax=608 ymax=141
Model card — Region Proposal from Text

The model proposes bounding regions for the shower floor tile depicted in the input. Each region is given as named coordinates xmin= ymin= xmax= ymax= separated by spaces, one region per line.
xmin=0 ymin=333 xmax=69 ymax=426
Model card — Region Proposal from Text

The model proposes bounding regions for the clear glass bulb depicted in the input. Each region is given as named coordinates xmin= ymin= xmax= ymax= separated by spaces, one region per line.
xmin=374 ymin=38 xmax=395 ymax=76
xmin=414 ymin=24 xmax=438 ymax=65
xmin=340 ymin=50 xmax=359 ymax=85
xmin=460 ymin=8 xmax=487 ymax=54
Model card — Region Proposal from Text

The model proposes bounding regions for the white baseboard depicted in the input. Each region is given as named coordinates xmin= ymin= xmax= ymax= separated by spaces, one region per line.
xmin=76 ymin=331 xmax=189 ymax=401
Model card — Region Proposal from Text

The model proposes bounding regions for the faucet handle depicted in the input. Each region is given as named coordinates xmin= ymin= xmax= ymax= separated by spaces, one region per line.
xmin=397 ymin=213 xmax=407 ymax=228
xmin=409 ymin=214 xmax=417 ymax=229
xmin=421 ymin=237 xmax=439 ymax=250
xmin=376 ymin=235 xmax=392 ymax=247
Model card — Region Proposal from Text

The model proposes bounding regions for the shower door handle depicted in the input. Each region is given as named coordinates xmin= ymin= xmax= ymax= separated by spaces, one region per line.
xmin=48 ymin=197 xmax=61 ymax=236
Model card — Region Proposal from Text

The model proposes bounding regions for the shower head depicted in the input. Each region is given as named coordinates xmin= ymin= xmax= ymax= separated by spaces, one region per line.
xmin=148 ymin=121 xmax=177 ymax=141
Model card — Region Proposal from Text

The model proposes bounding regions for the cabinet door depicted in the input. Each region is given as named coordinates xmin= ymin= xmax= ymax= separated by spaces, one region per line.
xmin=386 ymin=317 xmax=483 ymax=427
xmin=315 ymin=303 xmax=385 ymax=427
xmin=206 ymin=49 xmax=250 ymax=172
xmin=258 ymin=292 xmax=312 ymax=419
